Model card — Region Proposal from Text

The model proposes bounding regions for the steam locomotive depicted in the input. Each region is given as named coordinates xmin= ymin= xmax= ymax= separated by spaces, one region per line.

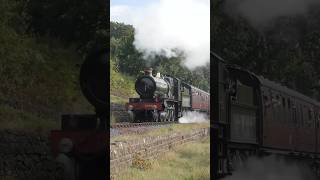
xmin=212 ymin=52 xmax=320 ymax=178
xmin=50 ymin=50 xmax=107 ymax=180
xmin=125 ymin=68 xmax=210 ymax=122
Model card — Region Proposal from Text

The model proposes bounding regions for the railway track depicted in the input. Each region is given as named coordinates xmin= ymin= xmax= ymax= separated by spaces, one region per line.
xmin=110 ymin=121 xmax=177 ymax=137
xmin=111 ymin=121 xmax=176 ymax=129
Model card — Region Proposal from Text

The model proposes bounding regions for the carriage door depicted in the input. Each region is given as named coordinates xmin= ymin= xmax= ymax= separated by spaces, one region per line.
xmin=230 ymin=79 xmax=257 ymax=144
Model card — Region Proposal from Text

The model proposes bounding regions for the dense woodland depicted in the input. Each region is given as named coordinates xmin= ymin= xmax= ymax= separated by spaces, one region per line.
xmin=213 ymin=1 xmax=320 ymax=100
xmin=110 ymin=21 xmax=210 ymax=93
xmin=3 ymin=0 xmax=320 ymax=130
xmin=0 ymin=0 xmax=107 ymax=131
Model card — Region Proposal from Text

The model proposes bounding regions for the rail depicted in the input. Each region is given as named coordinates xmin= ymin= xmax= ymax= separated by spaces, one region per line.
xmin=110 ymin=121 xmax=177 ymax=129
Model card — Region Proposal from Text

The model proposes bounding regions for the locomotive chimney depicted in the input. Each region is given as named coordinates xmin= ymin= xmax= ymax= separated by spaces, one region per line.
xmin=144 ymin=67 xmax=153 ymax=76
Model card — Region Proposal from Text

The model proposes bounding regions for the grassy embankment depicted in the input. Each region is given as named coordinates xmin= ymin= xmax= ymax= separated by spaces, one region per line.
xmin=0 ymin=2 xmax=93 ymax=134
xmin=0 ymin=33 xmax=93 ymax=134
xmin=110 ymin=58 xmax=137 ymax=123
xmin=115 ymin=137 xmax=210 ymax=180
xmin=110 ymin=58 xmax=136 ymax=99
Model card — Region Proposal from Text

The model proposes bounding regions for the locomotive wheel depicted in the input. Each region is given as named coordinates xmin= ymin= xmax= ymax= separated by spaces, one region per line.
xmin=152 ymin=110 xmax=159 ymax=122
xmin=171 ymin=105 xmax=176 ymax=122
xmin=171 ymin=110 xmax=175 ymax=121
xmin=169 ymin=110 xmax=174 ymax=121
xmin=128 ymin=111 xmax=135 ymax=122
xmin=164 ymin=108 xmax=169 ymax=122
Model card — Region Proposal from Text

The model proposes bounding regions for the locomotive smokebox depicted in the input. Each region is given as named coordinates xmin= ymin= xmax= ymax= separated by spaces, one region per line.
xmin=79 ymin=49 xmax=107 ymax=113
xmin=135 ymin=68 xmax=169 ymax=98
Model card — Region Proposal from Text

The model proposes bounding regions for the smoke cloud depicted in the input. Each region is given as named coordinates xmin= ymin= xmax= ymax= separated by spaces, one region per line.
xmin=225 ymin=156 xmax=316 ymax=180
xmin=178 ymin=111 xmax=209 ymax=123
xmin=111 ymin=0 xmax=210 ymax=69
xmin=224 ymin=0 xmax=320 ymax=27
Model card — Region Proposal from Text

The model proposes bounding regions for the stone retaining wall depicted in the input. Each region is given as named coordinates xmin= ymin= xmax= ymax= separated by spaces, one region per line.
xmin=111 ymin=103 xmax=128 ymax=122
xmin=0 ymin=130 xmax=63 ymax=180
xmin=110 ymin=128 xmax=210 ymax=174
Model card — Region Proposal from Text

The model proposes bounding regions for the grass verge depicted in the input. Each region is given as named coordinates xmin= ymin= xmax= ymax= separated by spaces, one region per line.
xmin=115 ymin=137 xmax=210 ymax=180
xmin=0 ymin=104 xmax=59 ymax=135
xmin=111 ymin=95 xmax=127 ymax=104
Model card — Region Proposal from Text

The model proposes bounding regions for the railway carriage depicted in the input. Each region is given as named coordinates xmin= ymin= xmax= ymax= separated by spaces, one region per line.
xmin=212 ymin=52 xmax=320 ymax=178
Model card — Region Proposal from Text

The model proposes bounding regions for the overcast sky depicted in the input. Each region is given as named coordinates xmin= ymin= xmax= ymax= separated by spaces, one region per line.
xmin=111 ymin=0 xmax=158 ymax=23
xmin=110 ymin=0 xmax=210 ymax=69
xmin=111 ymin=0 xmax=158 ymax=7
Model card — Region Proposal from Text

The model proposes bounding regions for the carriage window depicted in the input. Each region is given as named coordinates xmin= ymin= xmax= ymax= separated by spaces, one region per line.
xmin=263 ymin=95 xmax=269 ymax=107
xmin=275 ymin=95 xmax=280 ymax=106
xmin=288 ymin=99 xmax=291 ymax=108
xmin=300 ymin=105 xmax=304 ymax=127
xmin=282 ymin=97 xmax=286 ymax=108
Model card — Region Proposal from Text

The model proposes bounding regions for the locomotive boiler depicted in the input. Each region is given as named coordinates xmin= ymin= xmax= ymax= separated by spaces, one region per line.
xmin=135 ymin=68 xmax=169 ymax=98
xmin=126 ymin=68 xmax=210 ymax=122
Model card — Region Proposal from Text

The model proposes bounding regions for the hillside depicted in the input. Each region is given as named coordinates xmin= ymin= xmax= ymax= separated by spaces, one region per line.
xmin=0 ymin=0 xmax=106 ymax=133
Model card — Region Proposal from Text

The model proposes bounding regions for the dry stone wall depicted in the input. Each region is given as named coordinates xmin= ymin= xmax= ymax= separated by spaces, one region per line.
xmin=0 ymin=130 xmax=63 ymax=180
xmin=111 ymin=103 xmax=128 ymax=122
xmin=110 ymin=127 xmax=210 ymax=174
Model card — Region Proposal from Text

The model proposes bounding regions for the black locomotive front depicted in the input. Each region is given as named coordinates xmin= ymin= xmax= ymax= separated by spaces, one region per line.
xmin=126 ymin=68 xmax=183 ymax=122
xmin=135 ymin=68 xmax=169 ymax=99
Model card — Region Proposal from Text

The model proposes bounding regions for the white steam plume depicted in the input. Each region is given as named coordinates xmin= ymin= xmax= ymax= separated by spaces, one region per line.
xmin=225 ymin=0 xmax=320 ymax=27
xmin=179 ymin=111 xmax=209 ymax=123
xmin=225 ymin=156 xmax=316 ymax=180
xmin=111 ymin=0 xmax=210 ymax=69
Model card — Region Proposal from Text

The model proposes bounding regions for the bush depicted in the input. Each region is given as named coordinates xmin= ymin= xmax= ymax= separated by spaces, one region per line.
xmin=110 ymin=57 xmax=137 ymax=98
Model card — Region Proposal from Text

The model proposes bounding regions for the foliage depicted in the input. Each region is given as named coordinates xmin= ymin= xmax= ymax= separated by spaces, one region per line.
xmin=110 ymin=22 xmax=146 ymax=77
xmin=0 ymin=0 xmax=98 ymax=131
xmin=26 ymin=0 xmax=108 ymax=52
xmin=213 ymin=3 xmax=320 ymax=99
xmin=110 ymin=57 xmax=137 ymax=98
xmin=131 ymin=152 xmax=152 ymax=170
